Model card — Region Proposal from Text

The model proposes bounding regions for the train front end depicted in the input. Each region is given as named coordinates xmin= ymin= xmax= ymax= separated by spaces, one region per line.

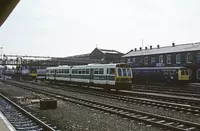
xmin=115 ymin=64 xmax=133 ymax=90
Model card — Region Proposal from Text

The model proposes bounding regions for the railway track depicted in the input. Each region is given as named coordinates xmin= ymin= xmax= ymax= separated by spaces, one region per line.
xmin=3 ymin=80 xmax=200 ymax=131
xmin=8 ymin=80 xmax=200 ymax=115
xmin=0 ymin=93 xmax=57 ymax=131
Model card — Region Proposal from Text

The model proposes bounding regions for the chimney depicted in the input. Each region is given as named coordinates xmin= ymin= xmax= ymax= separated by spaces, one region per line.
xmin=139 ymin=47 xmax=142 ymax=51
xmin=150 ymin=45 xmax=152 ymax=49
xmin=157 ymin=45 xmax=160 ymax=49
xmin=134 ymin=48 xmax=137 ymax=51
xmin=172 ymin=42 xmax=175 ymax=47
xmin=145 ymin=47 xmax=147 ymax=50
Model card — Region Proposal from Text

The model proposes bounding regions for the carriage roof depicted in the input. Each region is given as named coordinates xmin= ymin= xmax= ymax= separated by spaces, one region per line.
xmin=132 ymin=66 xmax=188 ymax=70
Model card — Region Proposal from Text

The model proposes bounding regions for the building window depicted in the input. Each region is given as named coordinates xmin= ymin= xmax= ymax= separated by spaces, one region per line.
xmin=197 ymin=52 xmax=200 ymax=63
xmin=151 ymin=57 xmax=155 ymax=64
xmin=144 ymin=57 xmax=148 ymax=65
xmin=176 ymin=54 xmax=181 ymax=64
xmin=186 ymin=53 xmax=192 ymax=63
xmin=127 ymin=58 xmax=131 ymax=62
xmin=167 ymin=55 xmax=171 ymax=64
xmin=159 ymin=55 xmax=163 ymax=63
xmin=132 ymin=58 xmax=136 ymax=63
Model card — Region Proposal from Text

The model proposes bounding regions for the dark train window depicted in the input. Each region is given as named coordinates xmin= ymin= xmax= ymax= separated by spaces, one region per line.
xmin=94 ymin=69 xmax=98 ymax=74
xmin=82 ymin=69 xmax=86 ymax=74
xmin=86 ymin=69 xmax=89 ymax=74
xmin=110 ymin=68 xmax=114 ymax=75
xmin=75 ymin=69 xmax=78 ymax=74
xmin=66 ymin=69 xmax=69 ymax=73
xmin=78 ymin=70 xmax=82 ymax=74
xmin=181 ymin=70 xmax=184 ymax=75
xmin=99 ymin=68 xmax=104 ymax=74
xmin=118 ymin=68 xmax=122 ymax=76
xmin=127 ymin=69 xmax=131 ymax=76
xmin=185 ymin=70 xmax=189 ymax=75
xmin=123 ymin=68 xmax=127 ymax=76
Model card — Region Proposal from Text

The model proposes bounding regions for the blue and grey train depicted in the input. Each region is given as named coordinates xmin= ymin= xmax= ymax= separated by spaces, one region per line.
xmin=132 ymin=66 xmax=190 ymax=85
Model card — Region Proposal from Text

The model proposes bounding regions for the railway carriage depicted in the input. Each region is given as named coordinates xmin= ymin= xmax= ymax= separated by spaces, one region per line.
xmin=36 ymin=69 xmax=47 ymax=81
xmin=46 ymin=63 xmax=133 ymax=91
xmin=132 ymin=67 xmax=190 ymax=85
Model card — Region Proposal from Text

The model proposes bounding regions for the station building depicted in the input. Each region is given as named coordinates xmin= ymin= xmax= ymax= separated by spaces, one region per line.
xmin=123 ymin=42 xmax=200 ymax=82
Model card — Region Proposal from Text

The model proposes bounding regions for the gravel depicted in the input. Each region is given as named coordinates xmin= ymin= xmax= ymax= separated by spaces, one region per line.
xmin=0 ymin=81 xmax=161 ymax=131
xmin=14 ymin=80 xmax=200 ymax=124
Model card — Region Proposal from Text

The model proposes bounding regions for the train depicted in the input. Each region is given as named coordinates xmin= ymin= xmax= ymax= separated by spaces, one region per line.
xmin=46 ymin=63 xmax=133 ymax=91
xmin=132 ymin=66 xmax=190 ymax=85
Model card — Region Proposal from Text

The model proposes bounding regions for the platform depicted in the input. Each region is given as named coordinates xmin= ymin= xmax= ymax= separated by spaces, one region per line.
xmin=0 ymin=111 xmax=16 ymax=131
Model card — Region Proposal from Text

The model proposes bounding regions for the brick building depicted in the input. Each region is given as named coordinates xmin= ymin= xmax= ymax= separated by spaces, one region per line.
xmin=123 ymin=42 xmax=200 ymax=82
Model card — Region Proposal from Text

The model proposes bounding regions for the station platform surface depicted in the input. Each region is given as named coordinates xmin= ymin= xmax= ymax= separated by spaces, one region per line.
xmin=0 ymin=111 xmax=16 ymax=131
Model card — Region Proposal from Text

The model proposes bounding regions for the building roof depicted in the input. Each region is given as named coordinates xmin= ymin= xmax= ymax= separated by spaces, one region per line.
xmin=123 ymin=42 xmax=200 ymax=58
xmin=97 ymin=48 xmax=123 ymax=54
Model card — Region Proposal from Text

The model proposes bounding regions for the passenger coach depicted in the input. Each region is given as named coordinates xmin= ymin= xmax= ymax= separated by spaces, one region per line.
xmin=46 ymin=63 xmax=133 ymax=91
xmin=132 ymin=67 xmax=190 ymax=85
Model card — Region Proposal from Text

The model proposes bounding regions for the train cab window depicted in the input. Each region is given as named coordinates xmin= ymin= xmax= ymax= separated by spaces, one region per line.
xmin=123 ymin=68 xmax=127 ymax=76
xmin=127 ymin=69 xmax=132 ymax=76
xmin=99 ymin=68 xmax=104 ymax=74
xmin=181 ymin=70 xmax=184 ymax=75
xmin=86 ymin=69 xmax=89 ymax=74
xmin=118 ymin=68 xmax=122 ymax=76
xmin=185 ymin=70 xmax=189 ymax=75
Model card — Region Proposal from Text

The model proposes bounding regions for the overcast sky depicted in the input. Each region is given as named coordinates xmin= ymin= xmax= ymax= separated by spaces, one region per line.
xmin=0 ymin=0 xmax=200 ymax=57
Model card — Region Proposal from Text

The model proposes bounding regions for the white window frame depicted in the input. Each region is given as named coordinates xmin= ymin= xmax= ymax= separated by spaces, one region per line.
xmin=186 ymin=53 xmax=192 ymax=63
xmin=144 ymin=57 xmax=148 ymax=65
xmin=167 ymin=55 xmax=171 ymax=64
xmin=176 ymin=54 xmax=181 ymax=64
xmin=151 ymin=57 xmax=155 ymax=64
xmin=159 ymin=55 xmax=163 ymax=63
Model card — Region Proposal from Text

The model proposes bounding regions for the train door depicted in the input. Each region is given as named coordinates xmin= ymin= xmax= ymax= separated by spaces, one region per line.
xmin=90 ymin=68 xmax=94 ymax=84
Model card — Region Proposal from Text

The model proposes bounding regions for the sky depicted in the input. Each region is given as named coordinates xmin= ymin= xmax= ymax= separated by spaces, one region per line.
xmin=0 ymin=0 xmax=200 ymax=57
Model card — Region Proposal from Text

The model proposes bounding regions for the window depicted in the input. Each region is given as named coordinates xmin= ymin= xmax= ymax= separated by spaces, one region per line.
xmin=197 ymin=52 xmax=200 ymax=63
xmin=110 ymin=68 xmax=115 ymax=75
xmin=187 ymin=53 xmax=192 ymax=63
xmin=167 ymin=55 xmax=171 ymax=64
xmin=176 ymin=54 xmax=181 ymax=64
xmin=144 ymin=57 xmax=148 ymax=65
xmin=99 ymin=68 xmax=104 ymax=74
xmin=132 ymin=58 xmax=136 ymax=63
xmin=122 ymin=68 xmax=127 ymax=76
xmin=82 ymin=69 xmax=86 ymax=74
xmin=151 ymin=57 xmax=155 ymax=64
xmin=86 ymin=69 xmax=89 ymax=74
xmin=94 ymin=68 xmax=98 ymax=74
xmin=118 ymin=68 xmax=122 ymax=76
xmin=159 ymin=55 xmax=163 ymax=63
xmin=127 ymin=58 xmax=131 ymax=62
xmin=127 ymin=69 xmax=132 ymax=76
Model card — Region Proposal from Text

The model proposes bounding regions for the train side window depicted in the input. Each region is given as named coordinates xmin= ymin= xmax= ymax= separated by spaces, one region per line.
xmin=94 ymin=68 xmax=98 ymax=74
xmin=118 ymin=68 xmax=122 ymax=76
xmin=86 ymin=69 xmax=89 ymax=74
xmin=78 ymin=70 xmax=82 ymax=74
xmin=75 ymin=69 xmax=78 ymax=74
xmin=82 ymin=69 xmax=86 ymax=74
xmin=72 ymin=69 xmax=75 ymax=74
xmin=110 ymin=68 xmax=114 ymax=75
xmin=99 ymin=68 xmax=104 ymax=74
